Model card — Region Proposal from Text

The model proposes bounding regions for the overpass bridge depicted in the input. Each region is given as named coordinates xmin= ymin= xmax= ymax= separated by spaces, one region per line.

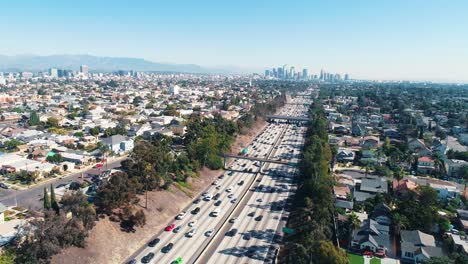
xmin=223 ymin=154 xmax=298 ymax=172
xmin=266 ymin=115 xmax=311 ymax=125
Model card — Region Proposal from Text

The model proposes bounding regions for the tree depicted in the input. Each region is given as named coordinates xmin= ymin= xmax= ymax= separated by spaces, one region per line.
xmin=43 ymin=187 xmax=51 ymax=210
xmin=314 ymin=240 xmax=348 ymax=264
xmin=46 ymin=117 xmax=59 ymax=128
xmin=60 ymin=191 xmax=96 ymax=231
xmin=4 ymin=139 xmax=23 ymax=150
xmin=28 ymin=111 xmax=40 ymax=126
xmin=50 ymin=184 xmax=59 ymax=214
xmin=422 ymin=256 xmax=455 ymax=264
xmin=89 ymin=126 xmax=100 ymax=136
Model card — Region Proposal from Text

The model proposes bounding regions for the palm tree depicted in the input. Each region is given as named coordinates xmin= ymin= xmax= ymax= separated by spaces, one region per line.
xmin=432 ymin=153 xmax=446 ymax=178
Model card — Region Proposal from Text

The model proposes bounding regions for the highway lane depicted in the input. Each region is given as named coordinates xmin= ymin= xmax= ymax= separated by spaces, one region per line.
xmin=130 ymin=123 xmax=287 ymax=264
xmin=0 ymin=159 xmax=124 ymax=210
xmin=204 ymin=124 xmax=305 ymax=264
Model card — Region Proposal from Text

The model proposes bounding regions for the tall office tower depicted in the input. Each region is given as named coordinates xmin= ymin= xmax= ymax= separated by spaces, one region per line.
xmin=277 ymin=67 xmax=283 ymax=79
xmin=49 ymin=68 xmax=59 ymax=78
xmin=282 ymin=65 xmax=288 ymax=79
xmin=290 ymin=66 xmax=295 ymax=79
xmin=344 ymin=73 xmax=350 ymax=81
xmin=80 ymin=65 xmax=89 ymax=76
xmin=319 ymin=69 xmax=324 ymax=80
xmin=302 ymin=69 xmax=308 ymax=80
xmin=0 ymin=73 xmax=5 ymax=85
xmin=272 ymin=68 xmax=277 ymax=78
xmin=265 ymin=70 xmax=270 ymax=77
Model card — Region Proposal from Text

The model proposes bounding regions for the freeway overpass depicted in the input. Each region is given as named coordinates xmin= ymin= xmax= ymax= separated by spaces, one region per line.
xmin=223 ymin=153 xmax=298 ymax=172
xmin=266 ymin=115 xmax=311 ymax=125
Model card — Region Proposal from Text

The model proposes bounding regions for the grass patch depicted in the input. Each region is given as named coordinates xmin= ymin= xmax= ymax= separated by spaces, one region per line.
xmin=174 ymin=182 xmax=193 ymax=198
xmin=348 ymin=253 xmax=364 ymax=264
xmin=370 ymin=258 xmax=381 ymax=264
xmin=176 ymin=181 xmax=193 ymax=190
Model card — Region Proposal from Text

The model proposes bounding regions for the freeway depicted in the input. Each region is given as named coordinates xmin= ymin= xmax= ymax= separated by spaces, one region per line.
xmin=126 ymin=98 xmax=311 ymax=264
xmin=0 ymin=159 xmax=124 ymax=210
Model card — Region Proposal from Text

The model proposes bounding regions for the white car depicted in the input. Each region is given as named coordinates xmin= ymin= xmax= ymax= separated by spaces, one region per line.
xmin=176 ymin=211 xmax=187 ymax=220
xmin=187 ymin=228 xmax=197 ymax=237
xmin=212 ymin=180 xmax=220 ymax=185
xmin=228 ymin=193 xmax=235 ymax=199
xmin=229 ymin=217 xmax=238 ymax=223
xmin=231 ymin=198 xmax=238 ymax=203
xmin=257 ymin=198 xmax=263 ymax=202
xmin=188 ymin=220 xmax=197 ymax=227
xmin=226 ymin=187 xmax=233 ymax=193
xmin=203 ymin=194 xmax=212 ymax=201
xmin=211 ymin=209 xmax=220 ymax=217
xmin=205 ymin=229 xmax=214 ymax=237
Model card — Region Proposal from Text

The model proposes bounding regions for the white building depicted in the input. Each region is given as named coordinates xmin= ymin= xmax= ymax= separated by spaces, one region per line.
xmin=170 ymin=85 xmax=180 ymax=95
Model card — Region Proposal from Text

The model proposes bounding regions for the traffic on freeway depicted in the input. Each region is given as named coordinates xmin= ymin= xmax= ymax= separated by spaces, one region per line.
xmin=126 ymin=97 xmax=311 ymax=264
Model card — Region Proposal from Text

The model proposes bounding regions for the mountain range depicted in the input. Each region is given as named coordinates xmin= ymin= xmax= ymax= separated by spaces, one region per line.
xmin=0 ymin=54 xmax=249 ymax=74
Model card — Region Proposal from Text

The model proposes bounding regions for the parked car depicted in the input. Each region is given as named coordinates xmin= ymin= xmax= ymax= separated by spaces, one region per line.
xmin=141 ymin=253 xmax=155 ymax=263
xmin=191 ymin=207 xmax=201 ymax=214
xmin=176 ymin=211 xmax=186 ymax=220
xmin=162 ymin=243 xmax=174 ymax=253
xmin=173 ymin=226 xmax=182 ymax=233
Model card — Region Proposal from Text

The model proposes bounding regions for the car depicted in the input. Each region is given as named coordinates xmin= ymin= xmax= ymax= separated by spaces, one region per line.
xmin=191 ymin=207 xmax=201 ymax=214
xmin=257 ymin=198 xmax=263 ymax=202
xmin=214 ymin=200 xmax=222 ymax=206
xmin=375 ymin=251 xmax=386 ymax=258
xmin=243 ymin=233 xmax=251 ymax=240
xmin=229 ymin=217 xmax=238 ymax=223
xmin=218 ymin=175 xmax=225 ymax=179
xmin=203 ymin=194 xmax=212 ymax=201
xmin=255 ymin=215 xmax=263 ymax=221
xmin=228 ymin=171 xmax=234 ymax=176
xmin=173 ymin=225 xmax=182 ymax=233
xmin=188 ymin=220 xmax=197 ymax=227
xmin=213 ymin=193 xmax=221 ymax=200
xmin=211 ymin=209 xmax=220 ymax=217
xmin=94 ymin=163 xmax=104 ymax=168
xmin=162 ymin=243 xmax=174 ymax=253
xmin=176 ymin=211 xmax=187 ymax=220
xmin=247 ymin=212 xmax=255 ymax=217
xmin=227 ymin=193 xmax=235 ymax=199
xmin=202 ymin=192 xmax=208 ymax=197
xmin=212 ymin=180 xmax=220 ymax=185
xmin=171 ymin=257 xmax=183 ymax=264
xmin=363 ymin=251 xmax=373 ymax=256
xmin=230 ymin=198 xmax=237 ymax=203
xmin=205 ymin=229 xmax=214 ymax=237
xmin=226 ymin=187 xmax=233 ymax=193
xmin=216 ymin=185 xmax=221 ymax=190
xmin=248 ymin=168 xmax=253 ymax=172
xmin=148 ymin=238 xmax=160 ymax=247
xmin=238 ymin=180 xmax=244 ymax=186
xmin=141 ymin=252 xmax=155 ymax=263
xmin=186 ymin=228 xmax=197 ymax=237
xmin=226 ymin=228 xmax=238 ymax=236
xmin=127 ymin=259 xmax=137 ymax=264
xmin=165 ymin=223 xmax=176 ymax=231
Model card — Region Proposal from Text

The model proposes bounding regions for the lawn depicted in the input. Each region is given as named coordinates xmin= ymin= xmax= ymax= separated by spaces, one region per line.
xmin=370 ymin=258 xmax=381 ymax=264
xmin=348 ymin=253 xmax=364 ymax=264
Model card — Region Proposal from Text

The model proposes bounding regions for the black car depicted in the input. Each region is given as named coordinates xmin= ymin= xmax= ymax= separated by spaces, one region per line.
xmin=247 ymin=212 xmax=255 ymax=217
xmin=255 ymin=215 xmax=263 ymax=221
xmin=141 ymin=252 xmax=155 ymax=263
xmin=214 ymin=200 xmax=222 ymax=206
xmin=213 ymin=193 xmax=221 ymax=200
xmin=191 ymin=207 xmax=201 ymax=214
xmin=162 ymin=243 xmax=174 ymax=253
xmin=226 ymin=228 xmax=238 ymax=237
xmin=218 ymin=175 xmax=225 ymax=179
xmin=238 ymin=180 xmax=244 ymax=186
xmin=148 ymin=238 xmax=160 ymax=247
xmin=127 ymin=259 xmax=137 ymax=264
xmin=193 ymin=198 xmax=201 ymax=204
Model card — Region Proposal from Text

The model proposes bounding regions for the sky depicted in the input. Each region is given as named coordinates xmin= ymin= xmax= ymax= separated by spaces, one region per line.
xmin=1 ymin=0 xmax=468 ymax=81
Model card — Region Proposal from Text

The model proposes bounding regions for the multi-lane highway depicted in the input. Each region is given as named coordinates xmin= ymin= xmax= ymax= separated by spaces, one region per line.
xmin=127 ymin=96 xmax=310 ymax=264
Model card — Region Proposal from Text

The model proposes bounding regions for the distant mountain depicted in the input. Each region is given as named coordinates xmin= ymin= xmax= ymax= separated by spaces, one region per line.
xmin=0 ymin=54 xmax=231 ymax=73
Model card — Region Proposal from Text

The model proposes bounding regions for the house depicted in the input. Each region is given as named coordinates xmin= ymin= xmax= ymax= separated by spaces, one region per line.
xmin=170 ymin=124 xmax=187 ymax=136
xmin=456 ymin=209 xmax=468 ymax=232
xmin=336 ymin=148 xmax=355 ymax=163
xmin=351 ymin=219 xmax=390 ymax=254
xmin=417 ymin=156 xmax=435 ymax=174
xmin=445 ymin=159 xmax=468 ymax=178
xmin=427 ymin=179 xmax=458 ymax=199
xmin=400 ymin=230 xmax=444 ymax=263
xmin=370 ymin=203 xmax=392 ymax=226
xmin=393 ymin=178 xmax=419 ymax=195
xmin=408 ymin=138 xmax=432 ymax=157
xmin=101 ymin=135 xmax=134 ymax=154
xmin=361 ymin=136 xmax=380 ymax=149
xmin=360 ymin=178 xmax=388 ymax=194
xmin=352 ymin=123 xmax=367 ymax=136
xmin=384 ymin=128 xmax=400 ymax=139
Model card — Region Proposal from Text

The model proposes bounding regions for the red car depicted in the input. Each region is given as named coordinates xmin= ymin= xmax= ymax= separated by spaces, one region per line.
xmin=94 ymin=163 xmax=104 ymax=168
xmin=375 ymin=251 xmax=386 ymax=258
xmin=165 ymin=224 xmax=175 ymax=231
xmin=363 ymin=251 xmax=373 ymax=256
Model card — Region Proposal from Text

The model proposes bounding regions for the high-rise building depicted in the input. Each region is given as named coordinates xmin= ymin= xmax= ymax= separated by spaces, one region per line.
xmin=302 ymin=69 xmax=308 ymax=80
xmin=272 ymin=68 xmax=277 ymax=78
xmin=49 ymin=68 xmax=58 ymax=78
xmin=265 ymin=70 xmax=270 ymax=77
xmin=344 ymin=73 xmax=350 ymax=81
xmin=80 ymin=65 xmax=89 ymax=76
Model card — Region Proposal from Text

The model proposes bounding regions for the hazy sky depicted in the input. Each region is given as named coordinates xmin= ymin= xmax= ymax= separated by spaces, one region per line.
xmin=1 ymin=0 xmax=468 ymax=81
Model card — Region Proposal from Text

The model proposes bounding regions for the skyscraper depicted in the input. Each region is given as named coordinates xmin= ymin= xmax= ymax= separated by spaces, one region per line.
xmin=49 ymin=68 xmax=58 ymax=78
xmin=80 ymin=65 xmax=89 ymax=76
xmin=302 ymin=69 xmax=308 ymax=80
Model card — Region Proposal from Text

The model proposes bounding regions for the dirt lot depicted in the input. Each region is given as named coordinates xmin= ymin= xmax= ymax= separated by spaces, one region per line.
xmin=52 ymin=119 xmax=268 ymax=264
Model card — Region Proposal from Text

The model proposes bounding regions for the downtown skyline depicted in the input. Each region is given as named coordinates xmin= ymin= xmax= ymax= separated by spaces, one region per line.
xmin=1 ymin=0 xmax=467 ymax=82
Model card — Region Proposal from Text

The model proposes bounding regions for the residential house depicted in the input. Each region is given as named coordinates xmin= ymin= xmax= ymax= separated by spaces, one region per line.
xmin=361 ymin=136 xmax=380 ymax=149
xmin=456 ymin=209 xmax=468 ymax=232
xmin=370 ymin=203 xmax=392 ymax=226
xmin=427 ymin=179 xmax=459 ymax=199
xmin=351 ymin=219 xmax=390 ymax=254
xmin=408 ymin=138 xmax=432 ymax=157
xmin=336 ymin=148 xmax=355 ymax=163
xmin=393 ymin=178 xmax=419 ymax=195
xmin=101 ymin=135 xmax=134 ymax=154
xmin=400 ymin=230 xmax=444 ymax=263
xmin=445 ymin=159 xmax=468 ymax=178
xmin=417 ymin=156 xmax=435 ymax=174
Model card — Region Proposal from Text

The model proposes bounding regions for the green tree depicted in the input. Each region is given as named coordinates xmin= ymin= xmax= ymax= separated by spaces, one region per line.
xmin=43 ymin=187 xmax=51 ymax=209
xmin=46 ymin=117 xmax=60 ymax=128
xmin=28 ymin=111 xmax=40 ymax=126
xmin=50 ymin=184 xmax=59 ymax=214
xmin=314 ymin=240 xmax=348 ymax=264
xmin=4 ymin=139 xmax=23 ymax=150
